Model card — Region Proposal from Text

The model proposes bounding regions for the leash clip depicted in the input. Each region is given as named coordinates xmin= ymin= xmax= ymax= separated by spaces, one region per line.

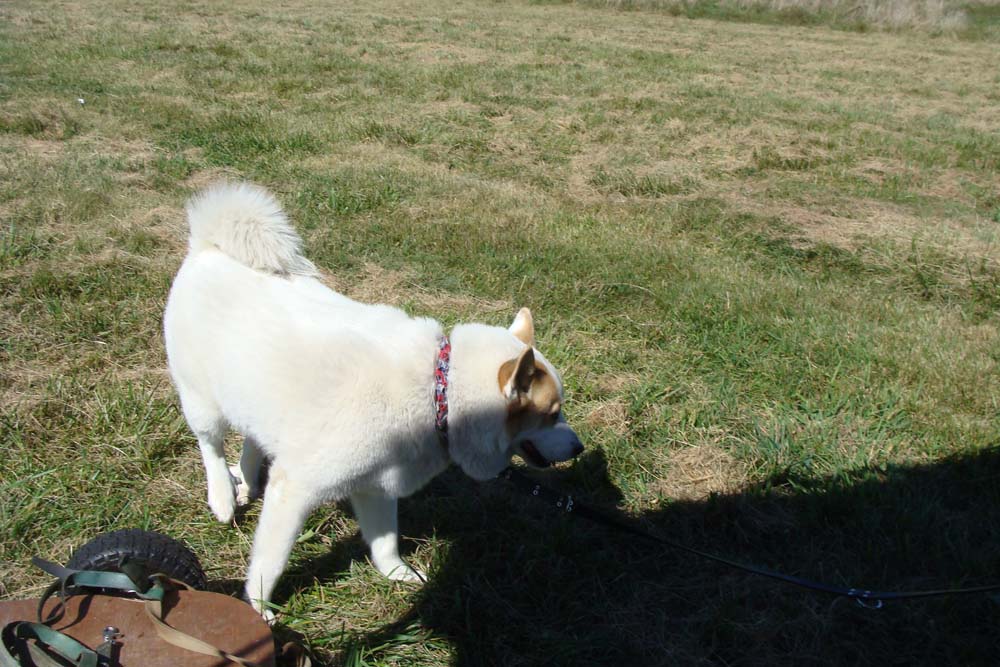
xmin=849 ymin=589 xmax=884 ymax=610
xmin=855 ymin=598 xmax=884 ymax=610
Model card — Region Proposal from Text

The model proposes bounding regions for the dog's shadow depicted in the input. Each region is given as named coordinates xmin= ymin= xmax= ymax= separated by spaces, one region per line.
xmin=299 ymin=447 xmax=1000 ymax=666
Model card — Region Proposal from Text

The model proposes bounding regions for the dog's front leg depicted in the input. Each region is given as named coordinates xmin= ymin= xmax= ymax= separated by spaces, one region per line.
xmin=245 ymin=466 xmax=313 ymax=622
xmin=350 ymin=492 xmax=424 ymax=583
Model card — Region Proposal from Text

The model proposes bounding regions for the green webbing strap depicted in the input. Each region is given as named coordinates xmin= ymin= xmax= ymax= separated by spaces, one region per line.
xmin=31 ymin=557 xmax=165 ymax=625
xmin=32 ymin=557 xmax=157 ymax=597
xmin=1 ymin=621 xmax=98 ymax=667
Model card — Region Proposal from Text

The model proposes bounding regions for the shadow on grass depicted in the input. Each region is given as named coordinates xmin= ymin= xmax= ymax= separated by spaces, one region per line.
xmin=348 ymin=447 xmax=1000 ymax=666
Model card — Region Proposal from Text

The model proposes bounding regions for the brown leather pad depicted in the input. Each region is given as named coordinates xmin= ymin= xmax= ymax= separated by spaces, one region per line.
xmin=0 ymin=590 xmax=275 ymax=667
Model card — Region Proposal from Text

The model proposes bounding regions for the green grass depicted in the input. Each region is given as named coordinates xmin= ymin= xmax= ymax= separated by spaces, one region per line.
xmin=1 ymin=0 xmax=999 ymax=664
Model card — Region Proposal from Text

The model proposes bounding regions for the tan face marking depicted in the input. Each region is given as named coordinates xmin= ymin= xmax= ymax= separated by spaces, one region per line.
xmin=498 ymin=347 xmax=562 ymax=437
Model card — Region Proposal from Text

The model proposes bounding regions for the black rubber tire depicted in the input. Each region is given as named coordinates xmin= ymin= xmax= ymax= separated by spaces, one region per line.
xmin=67 ymin=528 xmax=208 ymax=590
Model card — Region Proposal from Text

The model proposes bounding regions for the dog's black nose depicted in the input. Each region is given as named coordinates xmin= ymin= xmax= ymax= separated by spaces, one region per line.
xmin=570 ymin=440 xmax=584 ymax=457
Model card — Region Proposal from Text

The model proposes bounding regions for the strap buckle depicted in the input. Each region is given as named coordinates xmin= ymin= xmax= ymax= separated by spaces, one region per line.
xmin=96 ymin=626 xmax=122 ymax=666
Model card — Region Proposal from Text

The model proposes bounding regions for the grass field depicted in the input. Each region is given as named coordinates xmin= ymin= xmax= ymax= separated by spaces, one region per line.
xmin=2 ymin=0 xmax=999 ymax=664
xmin=588 ymin=0 xmax=1000 ymax=35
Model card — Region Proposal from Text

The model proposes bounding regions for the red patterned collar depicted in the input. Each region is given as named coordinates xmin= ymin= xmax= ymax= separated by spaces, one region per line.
xmin=434 ymin=335 xmax=451 ymax=443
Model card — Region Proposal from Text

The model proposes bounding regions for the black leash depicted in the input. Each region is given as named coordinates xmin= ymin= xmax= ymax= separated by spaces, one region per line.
xmin=500 ymin=468 xmax=1000 ymax=608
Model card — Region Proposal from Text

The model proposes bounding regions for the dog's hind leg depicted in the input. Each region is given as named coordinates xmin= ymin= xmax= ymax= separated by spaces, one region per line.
xmin=245 ymin=465 xmax=313 ymax=622
xmin=350 ymin=492 xmax=424 ymax=583
xmin=177 ymin=388 xmax=235 ymax=523
xmin=231 ymin=435 xmax=264 ymax=507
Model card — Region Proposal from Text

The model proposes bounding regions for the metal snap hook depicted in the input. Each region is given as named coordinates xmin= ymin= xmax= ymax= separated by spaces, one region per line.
xmin=851 ymin=590 xmax=884 ymax=610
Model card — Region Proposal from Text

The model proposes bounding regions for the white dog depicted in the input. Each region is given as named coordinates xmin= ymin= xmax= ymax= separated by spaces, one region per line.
xmin=164 ymin=182 xmax=583 ymax=619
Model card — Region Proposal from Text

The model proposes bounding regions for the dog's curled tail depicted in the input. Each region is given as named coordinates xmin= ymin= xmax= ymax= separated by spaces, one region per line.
xmin=185 ymin=181 xmax=317 ymax=276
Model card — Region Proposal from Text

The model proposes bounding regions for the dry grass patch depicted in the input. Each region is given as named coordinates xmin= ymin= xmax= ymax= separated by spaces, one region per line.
xmin=128 ymin=204 xmax=187 ymax=251
xmin=653 ymin=445 xmax=749 ymax=502
xmin=182 ymin=166 xmax=238 ymax=191
xmin=594 ymin=371 xmax=642 ymax=395
xmin=585 ymin=397 xmax=631 ymax=437
xmin=742 ymin=0 xmax=970 ymax=30
xmin=594 ymin=0 xmax=975 ymax=32
xmin=323 ymin=262 xmax=512 ymax=315
xmin=1 ymin=136 xmax=68 ymax=161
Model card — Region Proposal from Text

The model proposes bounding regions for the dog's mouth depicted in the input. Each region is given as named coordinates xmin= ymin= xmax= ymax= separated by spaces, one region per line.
xmin=516 ymin=440 xmax=551 ymax=468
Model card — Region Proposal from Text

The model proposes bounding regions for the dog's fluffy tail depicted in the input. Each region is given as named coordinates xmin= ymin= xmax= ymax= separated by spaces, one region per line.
xmin=185 ymin=181 xmax=317 ymax=276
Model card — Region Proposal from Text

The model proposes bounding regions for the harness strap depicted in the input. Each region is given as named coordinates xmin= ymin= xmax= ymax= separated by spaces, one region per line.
xmin=1 ymin=622 xmax=98 ymax=667
xmin=31 ymin=557 xmax=161 ymax=625
xmin=143 ymin=576 xmax=260 ymax=667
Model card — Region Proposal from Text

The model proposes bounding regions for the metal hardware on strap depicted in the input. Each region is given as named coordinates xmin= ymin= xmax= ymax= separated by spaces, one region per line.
xmin=95 ymin=625 xmax=122 ymax=663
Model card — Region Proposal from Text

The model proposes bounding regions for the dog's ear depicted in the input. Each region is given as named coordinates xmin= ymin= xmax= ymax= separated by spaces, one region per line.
xmin=509 ymin=307 xmax=534 ymax=347
xmin=498 ymin=346 xmax=535 ymax=402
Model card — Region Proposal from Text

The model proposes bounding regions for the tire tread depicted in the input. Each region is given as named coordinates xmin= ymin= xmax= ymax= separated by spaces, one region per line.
xmin=67 ymin=528 xmax=207 ymax=590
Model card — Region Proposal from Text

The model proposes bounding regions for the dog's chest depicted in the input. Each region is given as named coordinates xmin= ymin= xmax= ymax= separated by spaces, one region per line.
xmin=369 ymin=435 xmax=451 ymax=499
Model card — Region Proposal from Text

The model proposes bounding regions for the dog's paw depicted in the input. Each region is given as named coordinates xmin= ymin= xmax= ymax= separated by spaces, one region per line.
xmin=378 ymin=561 xmax=426 ymax=584
xmin=229 ymin=464 xmax=259 ymax=507
xmin=249 ymin=600 xmax=277 ymax=625
xmin=207 ymin=485 xmax=236 ymax=524
xmin=245 ymin=590 xmax=277 ymax=624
